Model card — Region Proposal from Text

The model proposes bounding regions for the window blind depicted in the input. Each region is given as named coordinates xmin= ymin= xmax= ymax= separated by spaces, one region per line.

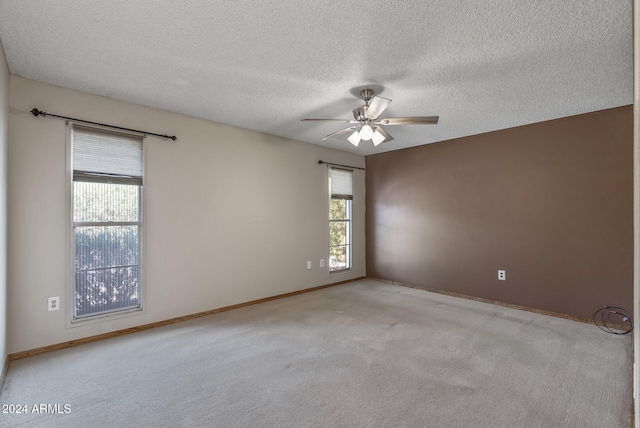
xmin=330 ymin=167 xmax=353 ymax=200
xmin=73 ymin=127 xmax=143 ymax=185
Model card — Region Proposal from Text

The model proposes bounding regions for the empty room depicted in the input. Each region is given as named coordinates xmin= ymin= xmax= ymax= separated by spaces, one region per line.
xmin=0 ymin=1 xmax=637 ymax=427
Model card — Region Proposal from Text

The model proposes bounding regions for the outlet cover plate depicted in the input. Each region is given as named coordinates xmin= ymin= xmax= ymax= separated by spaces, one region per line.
xmin=48 ymin=296 xmax=60 ymax=311
xmin=498 ymin=270 xmax=506 ymax=281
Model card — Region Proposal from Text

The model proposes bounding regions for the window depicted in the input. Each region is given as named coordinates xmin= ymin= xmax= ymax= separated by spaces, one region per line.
xmin=329 ymin=167 xmax=352 ymax=272
xmin=72 ymin=127 xmax=143 ymax=319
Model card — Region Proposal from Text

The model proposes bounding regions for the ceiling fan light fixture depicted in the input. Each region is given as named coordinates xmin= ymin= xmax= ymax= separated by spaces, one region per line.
xmin=359 ymin=125 xmax=373 ymax=140
xmin=348 ymin=131 xmax=361 ymax=146
xmin=372 ymin=130 xmax=385 ymax=146
xmin=301 ymin=88 xmax=439 ymax=149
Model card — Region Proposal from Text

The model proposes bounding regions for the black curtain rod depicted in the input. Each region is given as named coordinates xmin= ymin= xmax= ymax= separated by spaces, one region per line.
xmin=30 ymin=108 xmax=177 ymax=141
xmin=318 ymin=160 xmax=365 ymax=170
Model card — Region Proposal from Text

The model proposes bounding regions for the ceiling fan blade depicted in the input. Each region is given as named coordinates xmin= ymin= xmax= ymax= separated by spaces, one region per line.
xmin=366 ymin=96 xmax=392 ymax=120
xmin=301 ymin=118 xmax=359 ymax=123
xmin=374 ymin=126 xmax=394 ymax=143
xmin=321 ymin=126 xmax=357 ymax=141
xmin=377 ymin=116 xmax=439 ymax=125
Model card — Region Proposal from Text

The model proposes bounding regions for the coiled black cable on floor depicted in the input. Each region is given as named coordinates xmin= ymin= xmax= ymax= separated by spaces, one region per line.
xmin=592 ymin=306 xmax=633 ymax=335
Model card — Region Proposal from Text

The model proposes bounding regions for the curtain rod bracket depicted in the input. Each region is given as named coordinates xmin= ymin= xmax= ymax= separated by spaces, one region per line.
xmin=30 ymin=107 xmax=177 ymax=141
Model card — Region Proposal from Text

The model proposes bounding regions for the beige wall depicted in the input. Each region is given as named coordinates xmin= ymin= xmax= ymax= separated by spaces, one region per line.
xmin=7 ymin=77 xmax=365 ymax=354
xmin=0 ymin=38 xmax=8 ymax=365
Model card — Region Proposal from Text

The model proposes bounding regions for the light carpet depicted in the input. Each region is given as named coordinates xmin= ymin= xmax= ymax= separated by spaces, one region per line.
xmin=0 ymin=280 xmax=632 ymax=427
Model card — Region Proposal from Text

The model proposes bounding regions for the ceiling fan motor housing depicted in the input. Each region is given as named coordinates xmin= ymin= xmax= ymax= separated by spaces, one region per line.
xmin=353 ymin=106 xmax=368 ymax=121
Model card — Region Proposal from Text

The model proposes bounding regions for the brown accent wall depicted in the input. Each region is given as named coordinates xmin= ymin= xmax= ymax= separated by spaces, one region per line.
xmin=365 ymin=106 xmax=633 ymax=319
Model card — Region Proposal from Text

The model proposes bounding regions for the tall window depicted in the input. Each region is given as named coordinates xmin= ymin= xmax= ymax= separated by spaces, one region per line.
xmin=329 ymin=167 xmax=352 ymax=272
xmin=72 ymin=127 xmax=143 ymax=319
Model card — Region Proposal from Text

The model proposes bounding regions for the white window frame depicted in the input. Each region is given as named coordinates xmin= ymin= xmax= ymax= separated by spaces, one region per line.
xmin=67 ymin=124 xmax=146 ymax=325
xmin=329 ymin=167 xmax=353 ymax=273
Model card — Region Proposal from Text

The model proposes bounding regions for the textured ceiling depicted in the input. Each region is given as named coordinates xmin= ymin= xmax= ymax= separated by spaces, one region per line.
xmin=0 ymin=0 xmax=633 ymax=156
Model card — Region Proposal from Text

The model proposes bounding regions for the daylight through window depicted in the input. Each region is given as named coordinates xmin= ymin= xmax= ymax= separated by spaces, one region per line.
xmin=72 ymin=127 xmax=143 ymax=319
xmin=329 ymin=167 xmax=352 ymax=272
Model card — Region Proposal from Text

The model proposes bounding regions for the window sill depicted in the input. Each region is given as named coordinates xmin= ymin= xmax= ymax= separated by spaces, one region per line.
xmin=68 ymin=306 xmax=144 ymax=328
xmin=329 ymin=268 xmax=351 ymax=274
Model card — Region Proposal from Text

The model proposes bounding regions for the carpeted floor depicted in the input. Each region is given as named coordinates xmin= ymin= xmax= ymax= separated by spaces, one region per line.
xmin=0 ymin=280 xmax=633 ymax=427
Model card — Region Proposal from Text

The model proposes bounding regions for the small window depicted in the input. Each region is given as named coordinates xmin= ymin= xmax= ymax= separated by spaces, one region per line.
xmin=72 ymin=127 xmax=143 ymax=319
xmin=329 ymin=167 xmax=352 ymax=272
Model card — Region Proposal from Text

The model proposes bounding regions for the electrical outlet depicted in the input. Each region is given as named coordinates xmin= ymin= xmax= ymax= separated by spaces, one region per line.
xmin=320 ymin=259 xmax=325 ymax=267
xmin=48 ymin=297 xmax=60 ymax=311
xmin=498 ymin=270 xmax=506 ymax=281
xmin=306 ymin=261 xmax=311 ymax=270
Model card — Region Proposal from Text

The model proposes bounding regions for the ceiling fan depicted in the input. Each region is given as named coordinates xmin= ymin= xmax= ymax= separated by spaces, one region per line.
xmin=302 ymin=88 xmax=439 ymax=147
